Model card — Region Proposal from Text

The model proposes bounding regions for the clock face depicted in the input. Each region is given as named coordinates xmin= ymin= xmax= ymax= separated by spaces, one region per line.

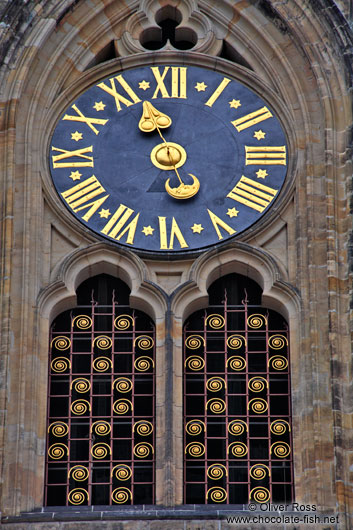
xmin=49 ymin=64 xmax=288 ymax=254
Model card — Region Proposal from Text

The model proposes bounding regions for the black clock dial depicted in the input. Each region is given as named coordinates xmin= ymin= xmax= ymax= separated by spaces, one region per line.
xmin=49 ymin=64 xmax=288 ymax=253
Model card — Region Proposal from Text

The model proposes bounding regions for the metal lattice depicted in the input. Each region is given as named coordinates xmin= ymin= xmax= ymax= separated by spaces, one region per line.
xmin=183 ymin=290 xmax=293 ymax=504
xmin=45 ymin=287 xmax=155 ymax=506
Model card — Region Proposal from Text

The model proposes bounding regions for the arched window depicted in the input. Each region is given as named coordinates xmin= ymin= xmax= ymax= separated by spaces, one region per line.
xmin=183 ymin=274 xmax=293 ymax=504
xmin=45 ymin=274 xmax=155 ymax=506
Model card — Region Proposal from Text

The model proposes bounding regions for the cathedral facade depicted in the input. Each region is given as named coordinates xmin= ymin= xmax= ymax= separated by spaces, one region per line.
xmin=0 ymin=0 xmax=352 ymax=528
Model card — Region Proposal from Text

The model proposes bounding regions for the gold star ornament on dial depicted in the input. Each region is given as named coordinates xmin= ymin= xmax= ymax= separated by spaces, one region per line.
xmin=49 ymin=64 xmax=288 ymax=254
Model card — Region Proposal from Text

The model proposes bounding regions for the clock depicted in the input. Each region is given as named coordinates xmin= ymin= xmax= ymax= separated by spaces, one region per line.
xmin=49 ymin=64 xmax=288 ymax=254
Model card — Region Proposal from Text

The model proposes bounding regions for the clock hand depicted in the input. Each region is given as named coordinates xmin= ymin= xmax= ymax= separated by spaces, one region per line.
xmin=139 ymin=101 xmax=184 ymax=186
xmin=139 ymin=101 xmax=200 ymax=199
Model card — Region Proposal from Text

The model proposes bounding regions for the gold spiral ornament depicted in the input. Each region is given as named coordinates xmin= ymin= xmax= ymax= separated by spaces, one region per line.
xmin=48 ymin=443 xmax=68 ymax=459
xmin=227 ymin=335 xmax=246 ymax=350
xmin=250 ymin=487 xmax=270 ymax=503
xmin=207 ymin=398 xmax=226 ymax=414
xmin=226 ymin=356 xmax=246 ymax=371
xmin=69 ymin=465 xmax=89 ymax=482
xmin=113 ymin=399 xmax=133 ymax=415
xmin=248 ymin=377 xmax=268 ymax=393
xmin=68 ymin=488 xmax=89 ymax=505
xmin=248 ymin=398 xmax=268 ymax=414
xmin=112 ymin=464 xmax=132 ymax=481
xmin=185 ymin=335 xmax=205 ymax=350
xmin=228 ymin=419 xmax=248 ymax=436
xmin=71 ymin=378 xmax=91 ymax=393
xmin=268 ymin=334 xmax=288 ymax=350
xmin=134 ymin=420 xmax=153 ymax=436
xmin=185 ymin=420 xmax=205 ymax=436
xmin=228 ymin=441 xmax=248 ymax=457
xmin=271 ymin=441 xmax=291 ymax=458
xmin=134 ymin=357 xmax=154 ymax=372
xmin=114 ymin=314 xmax=134 ymax=330
xmin=185 ymin=442 xmax=205 ymax=457
xmin=134 ymin=335 xmax=154 ymax=350
xmin=206 ymin=314 xmax=225 ymax=329
xmin=50 ymin=357 xmax=71 ymax=373
xmin=269 ymin=355 xmax=288 ymax=370
xmin=71 ymin=399 xmax=90 ymax=415
xmin=206 ymin=377 xmax=226 ymax=392
xmin=111 ymin=487 xmax=132 ymax=504
xmin=92 ymin=421 xmax=111 ymax=436
xmin=48 ymin=422 xmax=68 ymax=437
xmin=91 ymin=442 xmax=111 ymax=459
xmin=93 ymin=335 xmax=112 ymax=350
xmin=250 ymin=464 xmax=270 ymax=480
xmin=206 ymin=487 xmax=227 ymax=503
xmin=247 ymin=314 xmax=267 ymax=329
xmin=51 ymin=336 xmax=71 ymax=351
xmin=270 ymin=420 xmax=290 ymax=435
xmin=113 ymin=377 xmax=133 ymax=393
xmin=185 ymin=356 xmax=205 ymax=371
xmin=72 ymin=315 xmax=92 ymax=330
xmin=93 ymin=357 xmax=112 ymax=372
xmin=207 ymin=464 xmax=227 ymax=480
xmin=133 ymin=442 xmax=154 ymax=458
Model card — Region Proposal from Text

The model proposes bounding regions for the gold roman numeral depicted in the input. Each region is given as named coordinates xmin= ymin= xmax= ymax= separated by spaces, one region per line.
xmin=51 ymin=145 xmax=94 ymax=168
xmin=151 ymin=67 xmax=187 ymax=99
xmin=63 ymin=105 xmax=108 ymax=135
xmin=101 ymin=204 xmax=140 ymax=245
xmin=97 ymin=75 xmax=141 ymax=112
xmin=207 ymin=210 xmax=236 ymax=240
xmin=158 ymin=217 xmax=188 ymax=249
xmin=205 ymin=77 xmax=231 ymax=107
xmin=231 ymin=106 xmax=273 ymax=131
xmin=61 ymin=176 xmax=109 ymax=221
xmin=245 ymin=146 xmax=286 ymax=165
xmin=227 ymin=176 xmax=278 ymax=212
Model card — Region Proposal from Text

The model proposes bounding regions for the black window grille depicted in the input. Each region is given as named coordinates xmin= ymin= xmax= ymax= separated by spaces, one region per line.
xmin=45 ymin=275 xmax=155 ymax=506
xmin=183 ymin=274 xmax=293 ymax=504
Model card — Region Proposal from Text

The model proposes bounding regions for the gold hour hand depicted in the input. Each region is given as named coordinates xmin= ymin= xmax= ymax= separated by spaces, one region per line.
xmin=139 ymin=101 xmax=200 ymax=200
xmin=139 ymin=101 xmax=172 ymax=132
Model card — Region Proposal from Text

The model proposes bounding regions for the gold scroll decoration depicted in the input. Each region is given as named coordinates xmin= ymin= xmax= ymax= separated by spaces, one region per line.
xmin=185 ymin=335 xmax=205 ymax=350
xmin=71 ymin=399 xmax=90 ymax=415
xmin=69 ymin=465 xmax=89 ymax=481
xmin=227 ymin=335 xmax=246 ymax=349
xmin=206 ymin=314 xmax=225 ymax=329
xmin=112 ymin=464 xmax=132 ymax=481
xmin=72 ymin=315 xmax=92 ymax=330
xmin=71 ymin=378 xmax=91 ymax=393
xmin=133 ymin=442 xmax=154 ymax=458
xmin=93 ymin=335 xmax=112 ymax=350
xmin=51 ymin=336 xmax=71 ymax=351
xmin=113 ymin=399 xmax=133 ymax=415
xmin=206 ymin=377 xmax=226 ymax=392
xmin=134 ymin=420 xmax=153 ymax=436
xmin=114 ymin=314 xmax=134 ymax=330
xmin=247 ymin=314 xmax=267 ymax=329
xmin=91 ymin=442 xmax=111 ymax=459
xmin=250 ymin=464 xmax=271 ymax=480
xmin=250 ymin=487 xmax=270 ymax=503
xmin=185 ymin=356 xmax=205 ymax=371
xmin=111 ymin=487 xmax=132 ymax=504
xmin=248 ymin=398 xmax=268 ymax=414
xmin=113 ymin=377 xmax=133 ymax=393
xmin=269 ymin=356 xmax=288 ymax=370
xmin=68 ymin=488 xmax=89 ymax=505
xmin=270 ymin=442 xmax=291 ymax=458
xmin=248 ymin=377 xmax=268 ymax=393
xmin=185 ymin=420 xmax=205 ymax=436
xmin=48 ymin=443 xmax=68 ymax=460
xmin=270 ymin=420 xmax=291 ymax=435
xmin=134 ymin=357 xmax=154 ymax=372
xmin=51 ymin=357 xmax=71 ymax=373
xmin=92 ymin=421 xmax=111 ymax=436
xmin=134 ymin=335 xmax=154 ymax=350
xmin=93 ymin=357 xmax=112 ymax=372
xmin=268 ymin=334 xmax=288 ymax=350
xmin=226 ymin=356 xmax=246 ymax=371
xmin=185 ymin=442 xmax=205 ymax=457
xmin=206 ymin=487 xmax=227 ymax=503
xmin=207 ymin=464 xmax=228 ymax=480
xmin=228 ymin=441 xmax=248 ymax=457
xmin=48 ymin=422 xmax=68 ymax=437
xmin=228 ymin=419 xmax=248 ymax=436
xmin=206 ymin=398 xmax=226 ymax=414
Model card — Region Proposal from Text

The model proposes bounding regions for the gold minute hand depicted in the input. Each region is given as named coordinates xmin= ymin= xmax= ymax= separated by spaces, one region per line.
xmin=139 ymin=101 xmax=184 ymax=185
